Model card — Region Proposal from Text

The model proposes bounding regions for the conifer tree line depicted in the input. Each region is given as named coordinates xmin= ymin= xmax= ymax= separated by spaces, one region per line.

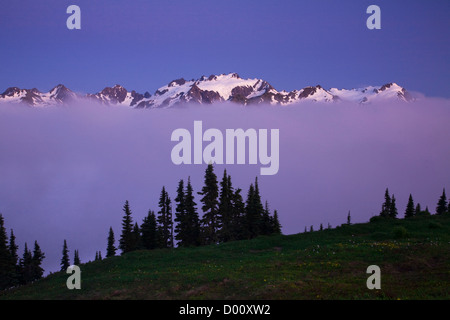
xmin=108 ymin=164 xmax=282 ymax=256
xmin=301 ymin=188 xmax=450 ymax=233
xmin=377 ymin=187 xmax=450 ymax=219
xmin=0 ymin=214 xmax=45 ymax=290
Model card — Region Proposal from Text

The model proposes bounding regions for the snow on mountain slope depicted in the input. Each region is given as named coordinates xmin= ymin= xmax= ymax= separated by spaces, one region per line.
xmin=0 ymin=85 xmax=77 ymax=106
xmin=0 ymin=73 xmax=413 ymax=108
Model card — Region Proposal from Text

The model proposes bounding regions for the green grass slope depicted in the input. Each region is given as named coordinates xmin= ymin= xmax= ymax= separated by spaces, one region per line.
xmin=1 ymin=215 xmax=449 ymax=300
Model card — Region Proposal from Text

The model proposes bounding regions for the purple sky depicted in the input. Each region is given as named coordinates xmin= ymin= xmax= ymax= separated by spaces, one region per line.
xmin=0 ymin=0 xmax=449 ymax=97
xmin=1 ymin=98 xmax=450 ymax=274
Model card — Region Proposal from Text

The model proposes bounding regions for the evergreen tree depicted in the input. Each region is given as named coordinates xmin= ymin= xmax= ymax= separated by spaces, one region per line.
xmin=245 ymin=179 xmax=264 ymax=239
xmin=260 ymin=201 xmax=272 ymax=236
xmin=218 ymin=170 xmax=234 ymax=242
xmin=98 ymin=251 xmax=102 ymax=260
xmin=31 ymin=241 xmax=45 ymax=281
xmin=119 ymin=200 xmax=134 ymax=254
xmin=347 ymin=211 xmax=351 ymax=225
xmin=131 ymin=222 xmax=142 ymax=250
xmin=320 ymin=223 xmax=323 ymax=231
xmin=141 ymin=210 xmax=158 ymax=250
xmin=198 ymin=164 xmax=219 ymax=245
xmin=389 ymin=194 xmax=398 ymax=218
xmin=60 ymin=239 xmax=70 ymax=271
xmin=405 ymin=194 xmax=415 ymax=218
xmin=73 ymin=249 xmax=80 ymax=265
xmin=8 ymin=229 xmax=18 ymax=266
xmin=253 ymin=178 xmax=265 ymax=233
xmin=0 ymin=214 xmax=15 ymax=289
xmin=157 ymin=187 xmax=173 ymax=248
xmin=230 ymin=187 xmax=246 ymax=240
xmin=106 ymin=227 xmax=116 ymax=257
xmin=380 ymin=188 xmax=391 ymax=217
xmin=95 ymin=251 xmax=99 ymax=261
xmin=310 ymin=225 xmax=314 ymax=232
xmin=425 ymin=206 xmax=431 ymax=215
xmin=184 ymin=177 xmax=200 ymax=246
xmin=271 ymin=210 xmax=282 ymax=235
xmin=415 ymin=203 xmax=422 ymax=216
xmin=20 ymin=242 xmax=33 ymax=284
xmin=8 ymin=229 xmax=20 ymax=286
xmin=436 ymin=188 xmax=448 ymax=215
xmin=174 ymin=179 xmax=187 ymax=246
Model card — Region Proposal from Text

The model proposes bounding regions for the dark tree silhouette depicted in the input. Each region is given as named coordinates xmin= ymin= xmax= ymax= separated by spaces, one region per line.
xmin=405 ymin=194 xmax=415 ymax=218
xmin=31 ymin=241 xmax=45 ymax=281
xmin=141 ymin=210 xmax=158 ymax=250
xmin=157 ymin=186 xmax=173 ymax=248
xmin=60 ymin=240 xmax=70 ymax=272
xmin=119 ymin=200 xmax=134 ymax=254
xmin=0 ymin=215 xmax=16 ymax=289
xmin=106 ymin=227 xmax=116 ymax=257
xmin=436 ymin=188 xmax=448 ymax=215
xmin=198 ymin=164 xmax=219 ymax=245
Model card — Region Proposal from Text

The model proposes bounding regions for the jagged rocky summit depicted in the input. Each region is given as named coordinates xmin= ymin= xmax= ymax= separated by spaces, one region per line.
xmin=0 ymin=73 xmax=412 ymax=107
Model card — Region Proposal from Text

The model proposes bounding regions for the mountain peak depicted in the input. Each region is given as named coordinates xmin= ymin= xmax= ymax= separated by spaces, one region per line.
xmin=0 ymin=74 xmax=413 ymax=107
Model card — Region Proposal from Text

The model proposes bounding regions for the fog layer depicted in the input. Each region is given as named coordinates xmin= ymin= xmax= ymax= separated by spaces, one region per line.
xmin=1 ymin=99 xmax=449 ymax=273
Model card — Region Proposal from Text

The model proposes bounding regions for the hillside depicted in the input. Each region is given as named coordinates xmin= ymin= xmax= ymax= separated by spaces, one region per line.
xmin=1 ymin=215 xmax=449 ymax=300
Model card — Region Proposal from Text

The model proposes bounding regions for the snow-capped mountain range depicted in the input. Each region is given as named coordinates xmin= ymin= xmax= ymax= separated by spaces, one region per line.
xmin=0 ymin=73 xmax=412 ymax=107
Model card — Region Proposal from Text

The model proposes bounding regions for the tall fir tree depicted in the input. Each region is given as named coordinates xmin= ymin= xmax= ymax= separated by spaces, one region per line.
xmin=106 ymin=227 xmax=116 ymax=257
xmin=141 ymin=210 xmax=158 ymax=250
xmin=198 ymin=164 xmax=219 ymax=245
xmin=230 ymin=187 xmax=246 ymax=240
xmin=245 ymin=183 xmax=257 ymax=239
xmin=184 ymin=177 xmax=200 ymax=246
xmin=389 ymin=194 xmax=398 ymax=218
xmin=8 ymin=229 xmax=18 ymax=266
xmin=380 ymin=188 xmax=391 ymax=217
xmin=218 ymin=170 xmax=234 ymax=242
xmin=157 ymin=186 xmax=173 ymax=248
xmin=260 ymin=201 xmax=272 ymax=236
xmin=405 ymin=194 xmax=415 ymax=218
xmin=174 ymin=179 xmax=187 ymax=246
xmin=0 ymin=214 xmax=15 ymax=289
xmin=8 ymin=229 xmax=20 ymax=286
xmin=415 ymin=203 xmax=422 ymax=216
xmin=119 ymin=200 xmax=134 ymax=254
xmin=253 ymin=178 xmax=265 ymax=232
xmin=20 ymin=242 xmax=33 ymax=284
xmin=131 ymin=222 xmax=142 ymax=250
xmin=60 ymin=239 xmax=70 ymax=272
xmin=73 ymin=249 xmax=80 ymax=265
xmin=347 ymin=211 xmax=351 ymax=225
xmin=271 ymin=210 xmax=282 ymax=235
xmin=31 ymin=241 xmax=45 ymax=281
xmin=436 ymin=188 xmax=448 ymax=215
xmin=245 ymin=178 xmax=264 ymax=239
